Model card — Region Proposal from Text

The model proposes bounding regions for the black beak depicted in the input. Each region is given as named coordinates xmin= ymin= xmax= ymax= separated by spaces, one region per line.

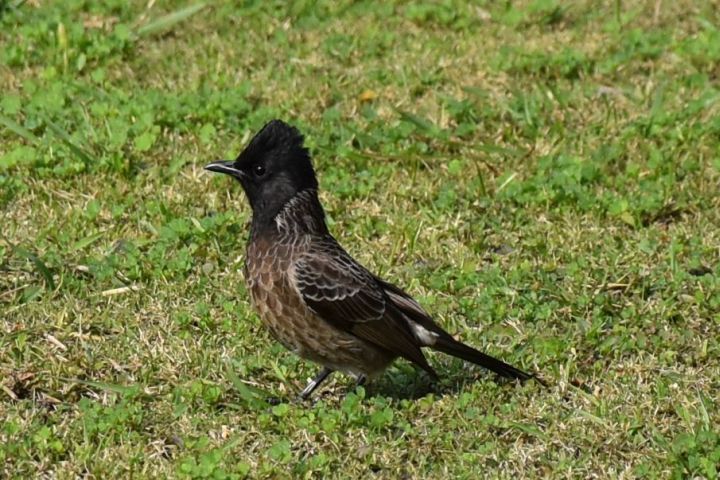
xmin=204 ymin=160 xmax=244 ymax=177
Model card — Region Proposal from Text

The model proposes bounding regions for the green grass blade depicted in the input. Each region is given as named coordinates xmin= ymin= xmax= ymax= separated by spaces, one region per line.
xmin=225 ymin=362 xmax=271 ymax=409
xmin=64 ymin=378 xmax=148 ymax=399
xmin=14 ymin=246 xmax=56 ymax=291
xmin=0 ymin=114 xmax=39 ymax=144
xmin=71 ymin=231 xmax=106 ymax=252
xmin=396 ymin=109 xmax=436 ymax=133
xmin=137 ymin=3 xmax=207 ymax=36
xmin=43 ymin=117 xmax=95 ymax=165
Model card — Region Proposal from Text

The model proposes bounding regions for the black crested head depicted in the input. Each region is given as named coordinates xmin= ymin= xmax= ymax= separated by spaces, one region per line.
xmin=236 ymin=120 xmax=314 ymax=182
xmin=205 ymin=119 xmax=321 ymax=231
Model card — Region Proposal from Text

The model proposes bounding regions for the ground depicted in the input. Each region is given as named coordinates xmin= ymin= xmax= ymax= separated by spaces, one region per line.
xmin=1 ymin=0 xmax=719 ymax=478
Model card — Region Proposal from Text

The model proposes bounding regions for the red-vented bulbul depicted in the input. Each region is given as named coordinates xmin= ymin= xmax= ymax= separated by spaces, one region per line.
xmin=205 ymin=120 xmax=539 ymax=399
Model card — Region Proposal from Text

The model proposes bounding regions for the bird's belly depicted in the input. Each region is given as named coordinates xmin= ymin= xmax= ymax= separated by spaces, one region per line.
xmin=247 ymin=274 xmax=394 ymax=378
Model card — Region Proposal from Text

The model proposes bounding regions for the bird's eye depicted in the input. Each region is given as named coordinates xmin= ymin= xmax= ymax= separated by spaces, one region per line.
xmin=253 ymin=164 xmax=266 ymax=177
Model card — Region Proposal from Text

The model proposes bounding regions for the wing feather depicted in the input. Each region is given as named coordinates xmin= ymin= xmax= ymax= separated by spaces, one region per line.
xmin=293 ymin=237 xmax=435 ymax=375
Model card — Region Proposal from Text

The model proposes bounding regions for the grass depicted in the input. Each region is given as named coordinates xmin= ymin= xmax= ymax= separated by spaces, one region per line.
xmin=1 ymin=0 xmax=719 ymax=477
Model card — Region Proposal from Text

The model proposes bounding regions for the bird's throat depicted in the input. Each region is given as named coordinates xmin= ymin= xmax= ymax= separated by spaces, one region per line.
xmin=251 ymin=189 xmax=329 ymax=239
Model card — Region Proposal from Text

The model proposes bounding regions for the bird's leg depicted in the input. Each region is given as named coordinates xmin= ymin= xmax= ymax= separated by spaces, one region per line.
xmin=299 ymin=367 xmax=334 ymax=400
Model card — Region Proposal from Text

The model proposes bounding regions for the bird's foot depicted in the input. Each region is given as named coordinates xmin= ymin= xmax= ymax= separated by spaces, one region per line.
xmin=297 ymin=367 xmax=334 ymax=401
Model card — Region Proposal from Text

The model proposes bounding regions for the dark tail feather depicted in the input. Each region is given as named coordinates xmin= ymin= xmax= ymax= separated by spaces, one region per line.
xmin=433 ymin=336 xmax=534 ymax=382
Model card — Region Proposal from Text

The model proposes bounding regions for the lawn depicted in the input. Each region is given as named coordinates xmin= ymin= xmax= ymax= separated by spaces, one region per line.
xmin=1 ymin=0 xmax=719 ymax=478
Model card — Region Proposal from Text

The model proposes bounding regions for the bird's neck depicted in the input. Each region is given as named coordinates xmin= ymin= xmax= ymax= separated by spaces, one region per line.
xmin=250 ymin=188 xmax=329 ymax=239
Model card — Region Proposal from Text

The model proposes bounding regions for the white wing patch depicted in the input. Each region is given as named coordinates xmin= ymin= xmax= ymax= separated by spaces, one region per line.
xmin=411 ymin=323 xmax=439 ymax=346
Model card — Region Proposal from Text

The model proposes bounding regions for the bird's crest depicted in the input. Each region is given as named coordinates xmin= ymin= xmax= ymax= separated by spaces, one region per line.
xmin=236 ymin=119 xmax=309 ymax=167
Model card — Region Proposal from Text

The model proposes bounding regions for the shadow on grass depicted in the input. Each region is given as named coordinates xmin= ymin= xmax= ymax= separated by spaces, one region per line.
xmin=362 ymin=361 xmax=524 ymax=401
xmin=222 ymin=359 xmax=537 ymax=408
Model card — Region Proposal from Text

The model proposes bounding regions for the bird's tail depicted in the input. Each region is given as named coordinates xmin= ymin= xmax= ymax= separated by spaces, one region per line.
xmin=432 ymin=335 xmax=533 ymax=381
xmin=377 ymin=278 xmax=542 ymax=383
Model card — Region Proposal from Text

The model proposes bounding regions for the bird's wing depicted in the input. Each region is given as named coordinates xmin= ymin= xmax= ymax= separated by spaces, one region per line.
xmin=293 ymin=237 xmax=435 ymax=375
xmin=374 ymin=277 xmax=451 ymax=339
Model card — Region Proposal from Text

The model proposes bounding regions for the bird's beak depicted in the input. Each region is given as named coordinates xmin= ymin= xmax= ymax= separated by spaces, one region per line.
xmin=204 ymin=160 xmax=244 ymax=178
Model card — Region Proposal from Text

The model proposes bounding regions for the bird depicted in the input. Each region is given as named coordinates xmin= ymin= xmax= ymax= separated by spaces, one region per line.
xmin=205 ymin=119 xmax=539 ymax=399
